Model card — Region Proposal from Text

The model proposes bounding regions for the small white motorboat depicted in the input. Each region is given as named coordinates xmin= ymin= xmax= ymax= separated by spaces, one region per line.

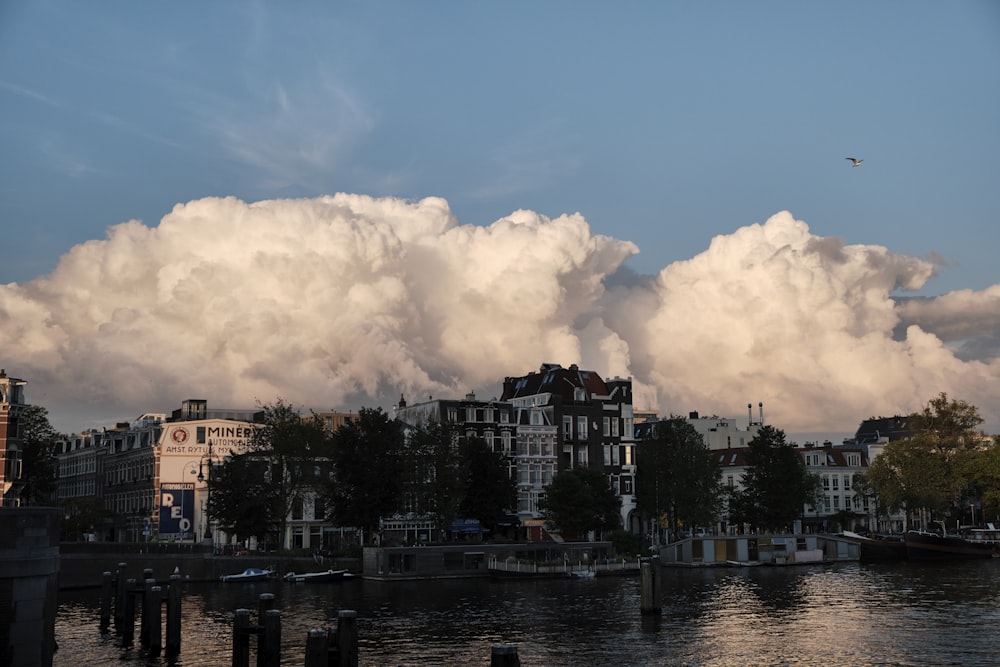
xmin=220 ymin=567 xmax=275 ymax=582
xmin=284 ymin=568 xmax=351 ymax=583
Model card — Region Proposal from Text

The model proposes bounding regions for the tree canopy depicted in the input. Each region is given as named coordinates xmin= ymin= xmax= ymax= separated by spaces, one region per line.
xmin=16 ymin=405 xmax=59 ymax=505
xmin=635 ymin=416 xmax=722 ymax=539
xmin=540 ymin=467 xmax=621 ymax=539
xmin=325 ymin=407 xmax=406 ymax=543
xmin=209 ymin=398 xmax=332 ymax=547
xmin=865 ymin=393 xmax=992 ymax=528
xmin=739 ymin=425 xmax=821 ymax=532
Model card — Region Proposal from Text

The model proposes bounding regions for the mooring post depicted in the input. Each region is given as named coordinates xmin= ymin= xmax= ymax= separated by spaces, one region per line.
xmin=233 ymin=608 xmax=252 ymax=667
xmin=491 ymin=644 xmax=521 ymax=667
xmin=336 ymin=609 xmax=358 ymax=667
xmin=303 ymin=628 xmax=328 ymax=667
xmin=258 ymin=592 xmax=275 ymax=618
xmin=140 ymin=577 xmax=155 ymax=646
xmin=165 ymin=573 xmax=182 ymax=658
xmin=258 ymin=608 xmax=281 ymax=667
xmin=121 ymin=578 xmax=137 ymax=646
xmin=100 ymin=571 xmax=113 ymax=631
xmin=640 ymin=557 xmax=662 ymax=615
xmin=148 ymin=585 xmax=163 ymax=655
xmin=114 ymin=562 xmax=127 ymax=634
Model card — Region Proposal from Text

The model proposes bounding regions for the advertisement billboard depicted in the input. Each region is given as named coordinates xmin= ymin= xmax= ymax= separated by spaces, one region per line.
xmin=159 ymin=482 xmax=195 ymax=539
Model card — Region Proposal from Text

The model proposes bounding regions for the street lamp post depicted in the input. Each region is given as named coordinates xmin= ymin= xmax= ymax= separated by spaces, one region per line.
xmin=197 ymin=440 xmax=215 ymax=542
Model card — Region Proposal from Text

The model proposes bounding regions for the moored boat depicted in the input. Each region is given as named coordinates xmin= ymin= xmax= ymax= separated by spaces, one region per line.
xmin=283 ymin=569 xmax=351 ymax=583
xmin=220 ymin=567 xmax=275 ymax=582
xmin=905 ymin=527 xmax=1000 ymax=560
xmin=841 ymin=531 xmax=907 ymax=562
xmin=568 ymin=569 xmax=596 ymax=579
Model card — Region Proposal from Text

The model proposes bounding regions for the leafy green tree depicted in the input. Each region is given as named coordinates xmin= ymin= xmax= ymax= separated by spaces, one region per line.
xmin=866 ymin=394 xmax=988 ymax=528
xmin=17 ymin=405 xmax=60 ymax=505
xmin=741 ymin=425 xmax=821 ymax=532
xmin=207 ymin=454 xmax=277 ymax=545
xmin=208 ymin=398 xmax=330 ymax=548
xmin=403 ymin=420 xmax=468 ymax=538
xmin=458 ymin=436 xmax=517 ymax=534
xmin=244 ymin=399 xmax=332 ymax=548
xmin=636 ymin=417 xmax=722 ymax=539
xmin=326 ymin=407 xmax=406 ymax=544
xmin=540 ymin=467 xmax=621 ymax=539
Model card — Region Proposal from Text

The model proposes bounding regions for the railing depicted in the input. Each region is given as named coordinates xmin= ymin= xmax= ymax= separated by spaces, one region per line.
xmin=488 ymin=558 xmax=640 ymax=576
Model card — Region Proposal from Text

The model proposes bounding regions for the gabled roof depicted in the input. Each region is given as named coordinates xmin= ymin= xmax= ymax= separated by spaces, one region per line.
xmin=501 ymin=363 xmax=609 ymax=402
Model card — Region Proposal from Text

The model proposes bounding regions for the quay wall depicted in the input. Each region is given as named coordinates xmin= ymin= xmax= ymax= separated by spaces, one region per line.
xmin=0 ymin=507 xmax=61 ymax=667
xmin=58 ymin=544 xmax=360 ymax=589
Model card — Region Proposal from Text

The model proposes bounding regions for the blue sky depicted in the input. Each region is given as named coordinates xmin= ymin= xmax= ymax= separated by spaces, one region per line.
xmin=1 ymin=2 xmax=999 ymax=437
xmin=2 ymin=1 xmax=997 ymax=290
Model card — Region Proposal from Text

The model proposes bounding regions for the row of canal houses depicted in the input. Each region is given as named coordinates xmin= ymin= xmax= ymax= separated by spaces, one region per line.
xmin=2 ymin=363 xmax=900 ymax=549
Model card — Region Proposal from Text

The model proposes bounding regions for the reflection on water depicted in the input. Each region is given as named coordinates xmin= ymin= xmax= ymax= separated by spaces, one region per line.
xmin=55 ymin=561 xmax=1000 ymax=666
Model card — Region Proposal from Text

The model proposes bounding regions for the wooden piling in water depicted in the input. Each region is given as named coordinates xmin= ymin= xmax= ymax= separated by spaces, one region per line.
xmin=233 ymin=608 xmax=252 ymax=667
xmin=121 ymin=578 xmax=137 ymax=646
xmin=259 ymin=609 xmax=281 ymax=667
xmin=140 ymin=577 xmax=155 ymax=646
xmin=113 ymin=562 xmax=127 ymax=634
xmin=491 ymin=643 xmax=521 ymax=666
xmin=640 ymin=558 xmax=662 ymax=615
xmin=303 ymin=628 xmax=328 ymax=666
xmin=336 ymin=610 xmax=359 ymax=667
xmin=165 ymin=573 xmax=182 ymax=658
xmin=99 ymin=571 xmax=112 ymax=631
xmin=148 ymin=585 xmax=163 ymax=655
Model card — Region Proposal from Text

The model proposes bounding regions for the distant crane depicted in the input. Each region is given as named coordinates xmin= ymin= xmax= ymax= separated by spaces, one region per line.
xmin=846 ymin=157 xmax=863 ymax=167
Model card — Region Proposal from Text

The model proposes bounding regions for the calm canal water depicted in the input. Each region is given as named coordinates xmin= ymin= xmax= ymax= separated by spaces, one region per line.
xmin=55 ymin=560 xmax=1000 ymax=666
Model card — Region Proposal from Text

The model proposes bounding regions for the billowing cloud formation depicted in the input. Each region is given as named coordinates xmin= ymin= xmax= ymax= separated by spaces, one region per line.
xmin=2 ymin=196 xmax=998 ymax=437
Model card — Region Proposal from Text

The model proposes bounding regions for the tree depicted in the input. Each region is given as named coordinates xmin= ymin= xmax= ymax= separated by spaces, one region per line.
xmin=865 ymin=394 xmax=989 ymax=529
xmin=326 ymin=407 xmax=406 ymax=544
xmin=458 ymin=436 xmax=517 ymax=534
xmin=540 ymin=467 xmax=621 ymax=539
xmin=403 ymin=420 xmax=468 ymax=538
xmin=209 ymin=398 xmax=331 ymax=548
xmin=17 ymin=405 xmax=59 ymax=505
xmin=207 ymin=454 xmax=278 ymax=545
xmin=636 ymin=416 xmax=722 ymax=540
xmin=243 ymin=399 xmax=331 ymax=548
xmin=741 ymin=425 xmax=821 ymax=532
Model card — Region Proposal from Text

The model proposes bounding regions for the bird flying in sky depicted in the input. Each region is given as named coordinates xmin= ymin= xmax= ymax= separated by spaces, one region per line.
xmin=846 ymin=157 xmax=863 ymax=167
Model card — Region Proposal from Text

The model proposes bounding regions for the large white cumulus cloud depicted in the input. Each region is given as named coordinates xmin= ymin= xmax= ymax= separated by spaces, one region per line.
xmin=612 ymin=211 xmax=1000 ymax=433
xmin=2 ymin=197 xmax=998 ymax=436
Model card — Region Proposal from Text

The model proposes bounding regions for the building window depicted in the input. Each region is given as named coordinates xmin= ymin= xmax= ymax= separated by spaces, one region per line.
xmin=577 ymin=416 xmax=587 ymax=439
xmin=562 ymin=416 xmax=573 ymax=441
xmin=603 ymin=417 xmax=611 ymax=437
xmin=603 ymin=445 xmax=611 ymax=465
xmin=448 ymin=408 xmax=458 ymax=422
xmin=611 ymin=418 xmax=619 ymax=437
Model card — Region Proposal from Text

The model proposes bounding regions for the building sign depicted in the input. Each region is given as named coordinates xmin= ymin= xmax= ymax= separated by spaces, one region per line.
xmin=161 ymin=423 xmax=256 ymax=456
xmin=159 ymin=482 xmax=194 ymax=539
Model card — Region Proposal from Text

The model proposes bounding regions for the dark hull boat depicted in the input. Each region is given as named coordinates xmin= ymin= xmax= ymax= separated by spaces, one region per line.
xmin=905 ymin=528 xmax=1000 ymax=560
xmin=842 ymin=531 xmax=907 ymax=562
